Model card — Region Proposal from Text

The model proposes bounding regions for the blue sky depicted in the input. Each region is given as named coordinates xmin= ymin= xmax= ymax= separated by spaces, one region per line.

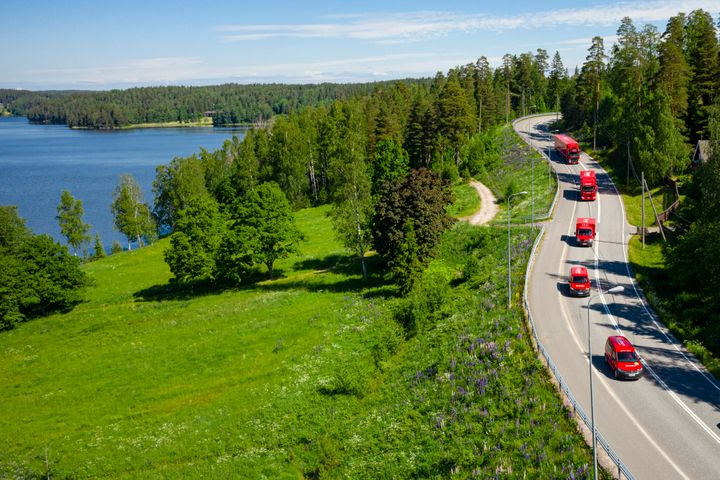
xmin=2 ymin=0 xmax=719 ymax=90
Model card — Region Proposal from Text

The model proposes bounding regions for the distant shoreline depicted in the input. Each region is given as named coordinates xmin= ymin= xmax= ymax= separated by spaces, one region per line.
xmin=5 ymin=114 xmax=254 ymax=130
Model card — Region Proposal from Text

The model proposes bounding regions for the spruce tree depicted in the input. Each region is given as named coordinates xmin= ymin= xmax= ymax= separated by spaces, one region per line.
xmin=685 ymin=9 xmax=720 ymax=140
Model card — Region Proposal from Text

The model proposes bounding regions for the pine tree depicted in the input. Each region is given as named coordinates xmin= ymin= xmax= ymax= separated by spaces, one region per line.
xmin=436 ymin=78 xmax=473 ymax=169
xmin=547 ymin=51 xmax=567 ymax=113
xmin=404 ymin=91 xmax=435 ymax=168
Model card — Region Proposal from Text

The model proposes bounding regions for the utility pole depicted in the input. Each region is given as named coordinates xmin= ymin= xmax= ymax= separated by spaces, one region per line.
xmin=626 ymin=138 xmax=630 ymax=187
xmin=531 ymin=156 xmax=535 ymax=230
xmin=547 ymin=149 xmax=552 ymax=192
xmin=641 ymin=171 xmax=645 ymax=248
xmin=556 ymin=93 xmax=559 ymax=122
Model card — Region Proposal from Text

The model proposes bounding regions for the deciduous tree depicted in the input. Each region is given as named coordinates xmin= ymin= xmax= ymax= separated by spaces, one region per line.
xmin=111 ymin=174 xmax=155 ymax=250
xmin=373 ymin=168 xmax=454 ymax=275
xmin=56 ymin=189 xmax=91 ymax=256
xmin=164 ymin=195 xmax=225 ymax=284
xmin=223 ymin=182 xmax=301 ymax=280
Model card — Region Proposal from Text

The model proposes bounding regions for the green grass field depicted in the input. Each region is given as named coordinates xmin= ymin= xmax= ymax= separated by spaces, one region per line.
xmin=446 ymin=182 xmax=480 ymax=218
xmin=0 ymin=171 xmax=591 ymax=478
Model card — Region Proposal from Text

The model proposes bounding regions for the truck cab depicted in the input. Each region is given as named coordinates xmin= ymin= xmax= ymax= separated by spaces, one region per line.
xmin=605 ymin=335 xmax=643 ymax=380
xmin=579 ymin=170 xmax=597 ymax=201
xmin=568 ymin=266 xmax=591 ymax=296
xmin=575 ymin=217 xmax=596 ymax=247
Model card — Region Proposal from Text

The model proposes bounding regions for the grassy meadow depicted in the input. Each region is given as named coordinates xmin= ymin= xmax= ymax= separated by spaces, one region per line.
xmin=446 ymin=182 xmax=480 ymax=218
xmin=1 ymin=170 xmax=591 ymax=477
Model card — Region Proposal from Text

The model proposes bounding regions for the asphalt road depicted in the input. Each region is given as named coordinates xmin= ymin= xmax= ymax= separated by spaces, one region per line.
xmin=515 ymin=114 xmax=720 ymax=479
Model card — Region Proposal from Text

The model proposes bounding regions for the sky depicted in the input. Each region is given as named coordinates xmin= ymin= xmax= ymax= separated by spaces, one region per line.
xmin=1 ymin=0 xmax=719 ymax=90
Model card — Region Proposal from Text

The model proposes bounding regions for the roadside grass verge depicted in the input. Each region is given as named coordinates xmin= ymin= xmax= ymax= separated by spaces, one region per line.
xmin=0 ymin=206 xmax=592 ymax=476
xmin=628 ymin=234 xmax=720 ymax=379
xmin=446 ymin=181 xmax=480 ymax=218
xmin=477 ymin=126 xmax=557 ymax=226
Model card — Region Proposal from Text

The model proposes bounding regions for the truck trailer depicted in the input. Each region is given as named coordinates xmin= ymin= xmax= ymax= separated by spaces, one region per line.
xmin=553 ymin=134 xmax=581 ymax=164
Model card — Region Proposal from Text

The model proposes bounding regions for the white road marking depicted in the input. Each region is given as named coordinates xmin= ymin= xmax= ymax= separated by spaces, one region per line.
xmin=610 ymin=179 xmax=720 ymax=393
xmin=556 ymin=231 xmax=691 ymax=479
xmin=548 ymin=135 xmax=690 ymax=479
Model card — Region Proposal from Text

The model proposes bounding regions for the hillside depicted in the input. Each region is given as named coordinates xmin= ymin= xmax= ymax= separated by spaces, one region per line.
xmin=0 ymin=193 xmax=593 ymax=478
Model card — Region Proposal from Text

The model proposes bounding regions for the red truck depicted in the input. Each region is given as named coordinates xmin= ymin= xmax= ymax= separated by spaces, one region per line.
xmin=568 ymin=266 xmax=591 ymax=296
xmin=553 ymin=134 xmax=581 ymax=164
xmin=579 ymin=170 xmax=597 ymax=201
xmin=575 ymin=218 xmax=596 ymax=247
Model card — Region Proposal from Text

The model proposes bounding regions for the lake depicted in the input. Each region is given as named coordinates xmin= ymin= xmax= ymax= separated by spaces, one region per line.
xmin=0 ymin=117 xmax=245 ymax=250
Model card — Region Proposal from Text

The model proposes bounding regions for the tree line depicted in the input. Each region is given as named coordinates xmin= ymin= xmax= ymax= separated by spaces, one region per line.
xmin=138 ymin=50 xmax=567 ymax=289
xmin=558 ymin=9 xmax=720 ymax=358
xmin=559 ymin=9 xmax=720 ymax=185
xmin=4 ymin=82 xmax=422 ymax=128
xmin=0 ymin=37 xmax=593 ymax=328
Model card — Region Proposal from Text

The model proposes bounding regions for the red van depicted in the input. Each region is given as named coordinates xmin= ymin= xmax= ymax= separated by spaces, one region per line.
xmin=568 ymin=266 xmax=590 ymax=296
xmin=575 ymin=218 xmax=596 ymax=247
xmin=605 ymin=336 xmax=643 ymax=380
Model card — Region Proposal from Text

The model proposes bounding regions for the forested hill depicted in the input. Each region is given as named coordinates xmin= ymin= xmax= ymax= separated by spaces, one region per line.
xmin=1 ymin=80 xmax=432 ymax=129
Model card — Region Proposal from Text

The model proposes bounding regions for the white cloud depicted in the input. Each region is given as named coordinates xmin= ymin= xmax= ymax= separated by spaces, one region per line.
xmin=14 ymin=53 xmax=470 ymax=87
xmin=23 ymin=57 xmax=204 ymax=85
xmin=217 ymin=1 xmax=720 ymax=42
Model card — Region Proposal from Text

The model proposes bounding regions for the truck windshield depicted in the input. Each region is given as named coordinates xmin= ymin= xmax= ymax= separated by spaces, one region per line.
xmin=581 ymin=185 xmax=595 ymax=191
xmin=578 ymin=228 xmax=593 ymax=237
xmin=572 ymin=276 xmax=587 ymax=284
xmin=618 ymin=351 xmax=639 ymax=362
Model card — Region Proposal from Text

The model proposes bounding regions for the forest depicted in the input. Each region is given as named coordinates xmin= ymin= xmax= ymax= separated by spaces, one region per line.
xmin=1 ymin=81 xmax=430 ymax=128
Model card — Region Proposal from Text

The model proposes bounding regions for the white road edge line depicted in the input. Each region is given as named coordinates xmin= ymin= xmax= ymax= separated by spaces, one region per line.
xmin=596 ymin=154 xmax=719 ymax=393
xmin=556 ymin=205 xmax=690 ymax=479
xmin=592 ymin=193 xmax=720 ymax=446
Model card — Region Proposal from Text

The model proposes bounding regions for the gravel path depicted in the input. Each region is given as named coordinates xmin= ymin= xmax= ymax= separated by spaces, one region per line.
xmin=462 ymin=180 xmax=498 ymax=225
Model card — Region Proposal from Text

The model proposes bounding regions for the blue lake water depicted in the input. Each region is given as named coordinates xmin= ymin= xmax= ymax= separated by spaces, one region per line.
xmin=0 ymin=117 xmax=244 ymax=250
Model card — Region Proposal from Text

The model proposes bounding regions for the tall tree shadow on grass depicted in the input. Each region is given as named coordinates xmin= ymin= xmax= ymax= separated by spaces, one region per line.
xmin=133 ymin=253 xmax=396 ymax=302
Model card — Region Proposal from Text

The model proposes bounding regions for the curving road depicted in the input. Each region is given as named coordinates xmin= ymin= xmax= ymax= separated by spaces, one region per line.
xmin=516 ymin=114 xmax=720 ymax=479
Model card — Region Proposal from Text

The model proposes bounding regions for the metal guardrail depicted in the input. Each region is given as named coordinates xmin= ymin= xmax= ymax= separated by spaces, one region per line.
xmin=509 ymin=116 xmax=560 ymax=223
xmin=517 ymin=114 xmax=635 ymax=480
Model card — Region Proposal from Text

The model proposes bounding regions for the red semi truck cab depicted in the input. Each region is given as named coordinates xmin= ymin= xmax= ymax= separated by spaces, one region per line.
xmin=553 ymin=134 xmax=581 ymax=164
xmin=568 ymin=266 xmax=591 ymax=296
xmin=575 ymin=217 xmax=596 ymax=246
xmin=579 ymin=170 xmax=597 ymax=201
